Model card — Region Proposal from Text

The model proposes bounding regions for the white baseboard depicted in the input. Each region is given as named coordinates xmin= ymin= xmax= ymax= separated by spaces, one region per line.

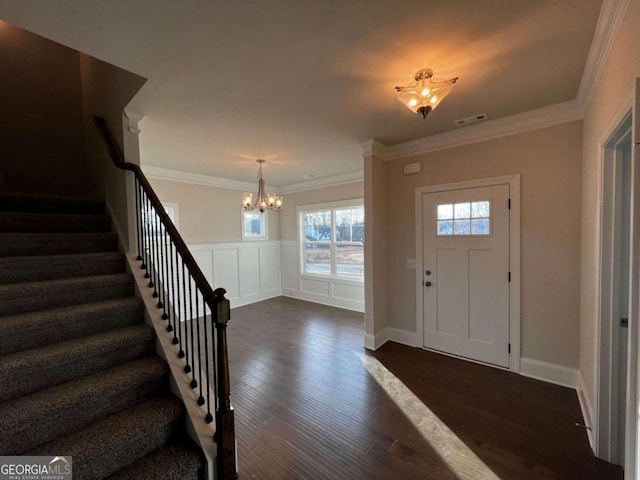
xmin=363 ymin=327 xmax=418 ymax=350
xmin=577 ymin=371 xmax=595 ymax=451
xmin=388 ymin=328 xmax=418 ymax=347
xmin=281 ymin=288 xmax=364 ymax=313
xmin=520 ymin=357 xmax=578 ymax=389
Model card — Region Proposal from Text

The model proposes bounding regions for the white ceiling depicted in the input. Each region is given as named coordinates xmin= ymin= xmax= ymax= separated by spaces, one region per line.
xmin=0 ymin=0 xmax=603 ymax=186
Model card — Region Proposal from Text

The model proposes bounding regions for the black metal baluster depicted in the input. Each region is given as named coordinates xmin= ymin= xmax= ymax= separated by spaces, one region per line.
xmin=161 ymin=226 xmax=170 ymax=329
xmin=146 ymin=197 xmax=155 ymax=289
xmin=203 ymin=294 xmax=213 ymax=423
xmin=196 ymin=292 xmax=204 ymax=405
xmin=182 ymin=260 xmax=191 ymax=373
xmin=157 ymin=220 xmax=166 ymax=312
xmin=141 ymin=190 xmax=149 ymax=276
xmin=189 ymin=273 xmax=197 ymax=389
xmin=176 ymin=249 xmax=185 ymax=357
xmin=135 ymin=178 xmax=142 ymax=262
xmin=170 ymin=242 xmax=179 ymax=345
xmin=151 ymin=203 xmax=159 ymax=298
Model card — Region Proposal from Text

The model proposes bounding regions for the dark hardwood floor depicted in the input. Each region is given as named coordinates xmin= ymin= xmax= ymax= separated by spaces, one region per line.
xmin=224 ymin=296 xmax=622 ymax=480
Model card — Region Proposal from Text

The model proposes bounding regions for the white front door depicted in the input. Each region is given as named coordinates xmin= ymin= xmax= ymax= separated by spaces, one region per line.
xmin=422 ymin=184 xmax=510 ymax=367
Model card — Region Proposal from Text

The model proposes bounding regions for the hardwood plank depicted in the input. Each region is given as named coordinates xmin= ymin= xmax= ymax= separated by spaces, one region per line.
xmin=208 ymin=296 xmax=623 ymax=480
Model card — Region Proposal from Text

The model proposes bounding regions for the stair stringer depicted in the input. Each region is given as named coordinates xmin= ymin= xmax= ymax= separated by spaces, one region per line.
xmin=124 ymin=252 xmax=218 ymax=480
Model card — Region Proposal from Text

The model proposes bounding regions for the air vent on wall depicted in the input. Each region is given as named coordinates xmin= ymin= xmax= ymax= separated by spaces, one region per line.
xmin=454 ymin=113 xmax=489 ymax=127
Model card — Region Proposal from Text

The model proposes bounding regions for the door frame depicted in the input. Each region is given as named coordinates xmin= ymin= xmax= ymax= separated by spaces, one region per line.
xmin=415 ymin=174 xmax=521 ymax=372
xmin=594 ymin=82 xmax=639 ymax=475
xmin=596 ymin=109 xmax=632 ymax=465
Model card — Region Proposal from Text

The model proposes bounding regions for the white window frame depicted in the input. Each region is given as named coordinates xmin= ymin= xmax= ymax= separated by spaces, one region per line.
xmin=163 ymin=202 xmax=180 ymax=231
xmin=241 ymin=209 xmax=268 ymax=241
xmin=297 ymin=198 xmax=364 ymax=281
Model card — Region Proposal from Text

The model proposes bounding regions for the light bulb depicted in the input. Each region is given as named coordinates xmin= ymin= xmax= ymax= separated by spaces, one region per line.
xmin=409 ymin=98 xmax=418 ymax=107
xmin=430 ymin=96 xmax=438 ymax=104
xmin=421 ymin=88 xmax=430 ymax=97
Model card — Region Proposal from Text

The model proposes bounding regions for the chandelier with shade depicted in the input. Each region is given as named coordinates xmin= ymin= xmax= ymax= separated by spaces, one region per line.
xmin=395 ymin=68 xmax=459 ymax=119
xmin=242 ymin=159 xmax=282 ymax=213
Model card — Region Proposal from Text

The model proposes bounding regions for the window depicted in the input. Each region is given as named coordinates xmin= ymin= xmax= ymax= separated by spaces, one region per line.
xmin=437 ymin=200 xmax=490 ymax=236
xmin=143 ymin=202 xmax=179 ymax=236
xmin=299 ymin=200 xmax=364 ymax=279
xmin=242 ymin=210 xmax=267 ymax=240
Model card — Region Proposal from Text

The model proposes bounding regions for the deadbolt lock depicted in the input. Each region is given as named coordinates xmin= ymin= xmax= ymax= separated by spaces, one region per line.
xmin=425 ymin=270 xmax=431 ymax=275
xmin=424 ymin=281 xmax=432 ymax=287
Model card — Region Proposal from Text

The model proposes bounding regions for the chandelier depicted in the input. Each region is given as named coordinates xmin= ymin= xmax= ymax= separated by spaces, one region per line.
xmin=242 ymin=159 xmax=282 ymax=213
xmin=395 ymin=68 xmax=459 ymax=119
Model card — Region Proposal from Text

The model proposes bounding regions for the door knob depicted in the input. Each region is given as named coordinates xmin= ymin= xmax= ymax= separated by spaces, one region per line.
xmin=424 ymin=281 xmax=432 ymax=287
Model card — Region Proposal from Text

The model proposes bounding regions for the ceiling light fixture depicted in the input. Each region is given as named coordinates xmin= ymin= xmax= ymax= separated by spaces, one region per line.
xmin=242 ymin=159 xmax=282 ymax=213
xmin=395 ymin=68 xmax=459 ymax=119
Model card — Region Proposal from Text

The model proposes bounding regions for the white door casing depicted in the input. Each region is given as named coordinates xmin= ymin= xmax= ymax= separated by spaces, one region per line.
xmin=415 ymin=175 xmax=521 ymax=372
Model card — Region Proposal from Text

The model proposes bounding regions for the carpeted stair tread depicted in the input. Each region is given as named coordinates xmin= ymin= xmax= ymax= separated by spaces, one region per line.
xmin=108 ymin=439 xmax=205 ymax=479
xmin=0 ymin=193 xmax=105 ymax=215
xmin=0 ymin=212 xmax=111 ymax=233
xmin=0 ymin=232 xmax=118 ymax=256
xmin=0 ymin=252 xmax=125 ymax=284
xmin=0 ymin=324 xmax=155 ymax=403
xmin=0 ymin=297 xmax=144 ymax=355
xmin=27 ymin=396 xmax=186 ymax=480
xmin=0 ymin=357 xmax=169 ymax=454
xmin=0 ymin=273 xmax=134 ymax=316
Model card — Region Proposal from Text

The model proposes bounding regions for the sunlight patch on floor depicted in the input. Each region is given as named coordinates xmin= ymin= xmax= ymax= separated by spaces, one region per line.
xmin=358 ymin=351 xmax=500 ymax=480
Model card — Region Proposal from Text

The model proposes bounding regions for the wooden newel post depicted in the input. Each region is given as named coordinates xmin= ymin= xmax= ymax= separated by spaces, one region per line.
xmin=213 ymin=287 xmax=238 ymax=480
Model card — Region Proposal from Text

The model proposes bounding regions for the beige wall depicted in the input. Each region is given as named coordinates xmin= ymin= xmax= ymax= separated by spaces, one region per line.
xmin=79 ymin=54 xmax=146 ymax=252
xmin=279 ymin=182 xmax=364 ymax=241
xmin=579 ymin=0 xmax=640 ymax=415
xmin=0 ymin=21 xmax=87 ymax=196
xmin=148 ymin=178 xmax=281 ymax=244
xmin=381 ymin=121 xmax=583 ymax=368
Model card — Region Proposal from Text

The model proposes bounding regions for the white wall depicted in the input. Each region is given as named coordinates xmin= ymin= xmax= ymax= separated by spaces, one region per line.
xmin=579 ymin=0 xmax=640 ymax=453
xmin=149 ymin=177 xmax=364 ymax=311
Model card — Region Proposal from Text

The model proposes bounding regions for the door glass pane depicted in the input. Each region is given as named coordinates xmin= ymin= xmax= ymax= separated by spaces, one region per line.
xmin=336 ymin=245 xmax=364 ymax=278
xmin=304 ymin=243 xmax=331 ymax=275
xmin=454 ymin=202 xmax=470 ymax=219
xmin=438 ymin=220 xmax=453 ymax=235
xmin=471 ymin=218 xmax=490 ymax=235
xmin=437 ymin=204 xmax=453 ymax=220
xmin=454 ymin=219 xmax=470 ymax=235
xmin=471 ymin=201 xmax=490 ymax=218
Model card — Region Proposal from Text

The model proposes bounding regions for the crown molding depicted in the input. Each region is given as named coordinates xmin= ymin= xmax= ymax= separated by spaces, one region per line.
xmin=369 ymin=99 xmax=583 ymax=161
xmin=577 ymin=0 xmax=630 ymax=109
xmin=142 ymin=164 xmax=363 ymax=194
xmin=360 ymin=139 xmax=392 ymax=159
xmin=123 ymin=109 xmax=145 ymax=134
xmin=142 ymin=165 xmax=259 ymax=192
xmin=278 ymin=170 xmax=364 ymax=194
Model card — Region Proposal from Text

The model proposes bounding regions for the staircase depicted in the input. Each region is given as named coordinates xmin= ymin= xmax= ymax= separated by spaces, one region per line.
xmin=0 ymin=193 xmax=206 ymax=479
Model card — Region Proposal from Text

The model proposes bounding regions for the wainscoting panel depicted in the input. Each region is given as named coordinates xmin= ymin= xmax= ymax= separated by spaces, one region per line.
xmin=212 ymin=248 xmax=240 ymax=300
xmin=281 ymin=243 xmax=299 ymax=291
xmin=300 ymin=277 xmax=330 ymax=296
xmin=281 ymin=240 xmax=364 ymax=312
xmin=189 ymin=241 xmax=282 ymax=309
xmin=260 ymin=245 xmax=281 ymax=295
xmin=239 ymin=247 xmax=260 ymax=297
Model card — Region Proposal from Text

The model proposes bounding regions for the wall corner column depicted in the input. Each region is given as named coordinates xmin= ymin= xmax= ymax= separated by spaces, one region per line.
xmin=363 ymin=139 xmax=390 ymax=350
